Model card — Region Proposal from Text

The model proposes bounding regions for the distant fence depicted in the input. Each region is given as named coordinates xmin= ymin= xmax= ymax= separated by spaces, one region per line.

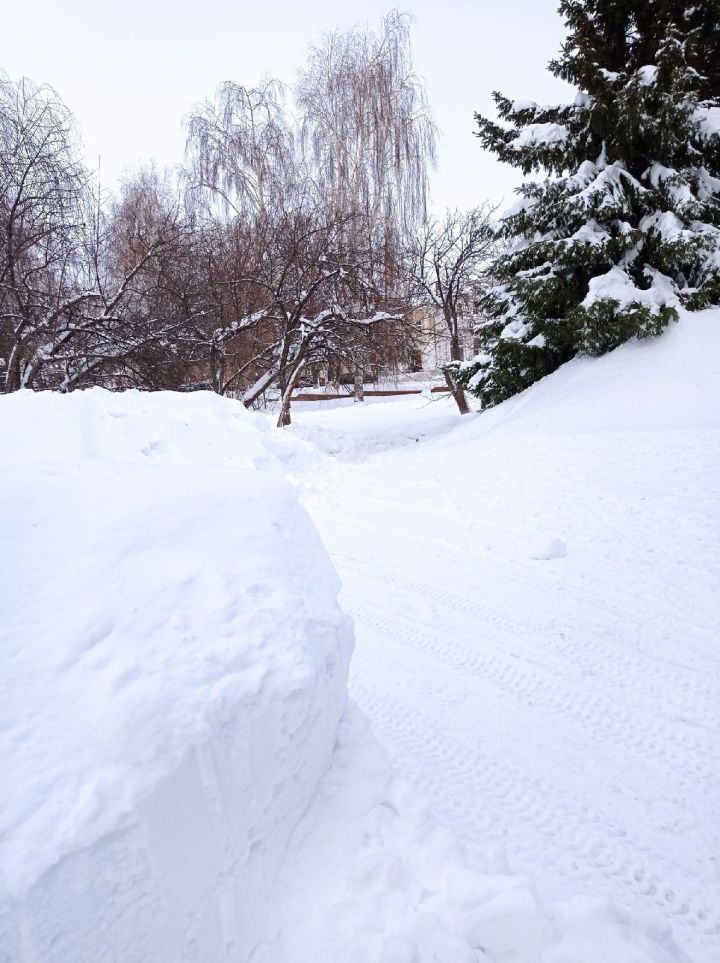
xmin=293 ymin=386 xmax=451 ymax=402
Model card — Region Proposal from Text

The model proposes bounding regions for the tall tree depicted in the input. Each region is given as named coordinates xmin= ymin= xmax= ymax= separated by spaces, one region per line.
xmin=296 ymin=11 xmax=438 ymax=398
xmin=456 ymin=0 xmax=720 ymax=409
xmin=296 ymin=10 xmax=437 ymax=240
xmin=185 ymin=80 xmax=298 ymax=219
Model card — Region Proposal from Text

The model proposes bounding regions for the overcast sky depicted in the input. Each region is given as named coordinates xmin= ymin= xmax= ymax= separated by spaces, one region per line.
xmin=1 ymin=0 xmax=574 ymax=213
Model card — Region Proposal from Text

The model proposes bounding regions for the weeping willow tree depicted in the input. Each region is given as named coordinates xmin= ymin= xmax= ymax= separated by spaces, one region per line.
xmin=184 ymin=11 xmax=437 ymax=404
xmin=186 ymin=12 xmax=436 ymax=237
xmin=296 ymin=11 xmax=437 ymax=269
xmin=295 ymin=11 xmax=437 ymax=392
xmin=185 ymin=78 xmax=298 ymax=219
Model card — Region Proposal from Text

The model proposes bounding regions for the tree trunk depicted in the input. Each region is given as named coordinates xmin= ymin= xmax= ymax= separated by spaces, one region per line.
xmin=277 ymin=380 xmax=294 ymax=427
xmin=209 ymin=340 xmax=223 ymax=394
xmin=353 ymin=365 xmax=364 ymax=403
xmin=276 ymin=358 xmax=306 ymax=428
xmin=443 ymin=368 xmax=470 ymax=416
xmin=4 ymin=343 xmax=23 ymax=393
xmin=449 ymin=328 xmax=462 ymax=362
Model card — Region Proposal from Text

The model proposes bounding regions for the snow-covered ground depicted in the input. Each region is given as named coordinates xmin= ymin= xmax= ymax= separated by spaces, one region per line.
xmin=285 ymin=308 xmax=720 ymax=963
xmin=5 ymin=390 xmax=676 ymax=963
xmin=4 ymin=388 xmax=671 ymax=963
xmin=2 ymin=308 xmax=716 ymax=962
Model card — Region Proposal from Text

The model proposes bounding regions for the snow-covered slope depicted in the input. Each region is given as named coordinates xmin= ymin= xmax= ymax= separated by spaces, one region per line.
xmin=461 ymin=306 xmax=719 ymax=434
xmin=289 ymin=308 xmax=719 ymax=963
xmin=0 ymin=389 xmax=352 ymax=961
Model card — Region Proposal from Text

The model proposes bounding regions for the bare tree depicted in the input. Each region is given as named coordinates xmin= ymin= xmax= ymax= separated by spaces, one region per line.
xmin=296 ymin=11 xmax=437 ymax=397
xmin=0 ymin=80 xmax=185 ymax=392
xmin=60 ymin=166 xmax=198 ymax=391
xmin=297 ymin=11 xmax=436 ymax=236
xmin=204 ymin=204 xmax=404 ymax=425
xmin=406 ymin=205 xmax=496 ymax=413
xmin=185 ymin=79 xmax=298 ymax=219
xmin=0 ymin=74 xmax=92 ymax=391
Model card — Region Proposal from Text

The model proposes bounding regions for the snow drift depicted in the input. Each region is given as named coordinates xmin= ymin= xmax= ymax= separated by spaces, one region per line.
xmin=0 ymin=389 xmax=353 ymax=961
xmin=285 ymin=307 xmax=718 ymax=963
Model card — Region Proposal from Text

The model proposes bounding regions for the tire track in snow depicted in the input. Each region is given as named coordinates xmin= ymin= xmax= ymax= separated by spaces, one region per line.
xmin=336 ymin=557 xmax=720 ymax=732
xmin=297 ymin=403 xmax=720 ymax=963
xmin=346 ymin=592 xmax=719 ymax=795
xmin=352 ymin=678 xmax=720 ymax=963
xmin=334 ymin=549 xmax=720 ymax=730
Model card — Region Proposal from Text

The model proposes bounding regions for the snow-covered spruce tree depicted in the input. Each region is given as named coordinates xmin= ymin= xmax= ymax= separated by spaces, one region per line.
xmin=454 ymin=0 xmax=720 ymax=408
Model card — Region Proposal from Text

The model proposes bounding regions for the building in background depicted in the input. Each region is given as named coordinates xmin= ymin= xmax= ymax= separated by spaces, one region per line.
xmin=408 ymin=301 xmax=476 ymax=373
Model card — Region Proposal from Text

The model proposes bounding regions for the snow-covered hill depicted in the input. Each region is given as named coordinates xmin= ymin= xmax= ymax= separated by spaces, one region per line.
xmin=288 ymin=308 xmax=720 ymax=963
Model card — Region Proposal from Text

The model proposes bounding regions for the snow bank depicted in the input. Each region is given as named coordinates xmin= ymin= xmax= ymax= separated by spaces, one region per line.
xmin=0 ymin=388 xmax=353 ymax=961
xmin=470 ymin=306 xmax=720 ymax=435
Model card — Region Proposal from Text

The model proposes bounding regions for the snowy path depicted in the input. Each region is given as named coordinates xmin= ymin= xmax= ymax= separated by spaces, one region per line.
xmin=290 ymin=321 xmax=720 ymax=963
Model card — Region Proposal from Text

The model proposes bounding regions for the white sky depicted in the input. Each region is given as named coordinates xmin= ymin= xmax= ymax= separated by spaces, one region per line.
xmin=1 ymin=0 xmax=574 ymax=213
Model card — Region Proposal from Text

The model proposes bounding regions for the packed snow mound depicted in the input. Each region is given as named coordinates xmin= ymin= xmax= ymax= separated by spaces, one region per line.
xmin=289 ymin=392 xmax=461 ymax=460
xmin=1 ymin=384 xmax=276 ymax=469
xmin=0 ymin=388 xmax=353 ymax=961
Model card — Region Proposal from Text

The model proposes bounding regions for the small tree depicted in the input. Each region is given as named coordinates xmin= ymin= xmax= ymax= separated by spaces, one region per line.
xmin=406 ymin=205 xmax=496 ymax=413
xmin=65 ymin=167 xmax=197 ymax=391
xmin=458 ymin=0 xmax=720 ymax=409
xmin=212 ymin=205 xmax=404 ymax=426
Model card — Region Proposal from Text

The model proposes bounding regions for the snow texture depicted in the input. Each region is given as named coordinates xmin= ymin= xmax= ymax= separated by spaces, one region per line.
xmin=0 ymin=389 xmax=352 ymax=960
xmin=260 ymin=706 xmax=682 ymax=963
xmin=3 ymin=309 xmax=718 ymax=962
xmin=581 ymin=264 xmax=679 ymax=313
xmin=287 ymin=308 xmax=719 ymax=963
xmin=694 ymin=105 xmax=720 ymax=140
xmin=508 ymin=122 xmax=569 ymax=149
